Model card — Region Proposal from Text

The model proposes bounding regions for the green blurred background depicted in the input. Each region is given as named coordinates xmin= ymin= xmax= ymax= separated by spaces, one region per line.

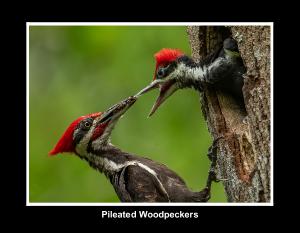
xmin=29 ymin=26 xmax=226 ymax=203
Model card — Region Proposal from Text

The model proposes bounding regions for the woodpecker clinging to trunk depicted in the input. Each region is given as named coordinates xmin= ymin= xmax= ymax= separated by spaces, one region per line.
xmin=49 ymin=96 xmax=213 ymax=202
xmin=136 ymin=37 xmax=246 ymax=116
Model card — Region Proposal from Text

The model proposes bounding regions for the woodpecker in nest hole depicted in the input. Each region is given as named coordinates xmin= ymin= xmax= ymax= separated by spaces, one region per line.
xmin=136 ymin=37 xmax=246 ymax=116
xmin=135 ymin=37 xmax=243 ymax=187
xmin=49 ymin=96 xmax=214 ymax=202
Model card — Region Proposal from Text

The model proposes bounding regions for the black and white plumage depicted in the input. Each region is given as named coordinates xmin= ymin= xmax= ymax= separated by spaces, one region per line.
xmin=50 ymin=96 xmax=210 ymax=202
xmin=137 ymin=37 xmax=246 ymax=116
xmin=87 ymin=146 xmax=210 ymax=202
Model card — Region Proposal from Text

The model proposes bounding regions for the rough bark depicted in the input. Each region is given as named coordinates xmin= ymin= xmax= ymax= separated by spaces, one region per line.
xmin=187 ymin=26 xmax=270 ymax=202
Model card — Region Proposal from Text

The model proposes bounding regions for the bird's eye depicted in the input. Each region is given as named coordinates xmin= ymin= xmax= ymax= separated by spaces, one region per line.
xmin=156 ymin=64 xmax=173 ymax=79
xmin=81 ymin=119 xmax=93 ymax=130
xmin=157 ymin=67 xmax=165 ymax=79
xmin=157 ymin=69 xmax=163 ymax=76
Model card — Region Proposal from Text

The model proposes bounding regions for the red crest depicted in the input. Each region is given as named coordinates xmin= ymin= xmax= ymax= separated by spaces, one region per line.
xmin=49 ymin=112 xmax=101 ymax=156
xmin=153 ymin=48 xmax=183 ymax=80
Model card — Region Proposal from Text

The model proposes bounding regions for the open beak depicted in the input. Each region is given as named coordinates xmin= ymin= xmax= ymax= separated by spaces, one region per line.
xmin=135 ymin=79 xmax=164 ymax=97
xmin=135 ymin=79 xmax=178 ymax=117
xmin=98 ymin=96 xmax=137 ymax=124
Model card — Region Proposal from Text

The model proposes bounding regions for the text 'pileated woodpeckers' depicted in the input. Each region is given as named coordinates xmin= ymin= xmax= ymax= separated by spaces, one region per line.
xmin=101 ymin=211 xmax=199 ymax=219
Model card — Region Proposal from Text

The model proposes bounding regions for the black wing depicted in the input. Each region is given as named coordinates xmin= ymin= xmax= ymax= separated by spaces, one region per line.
xmin=111 ymin=166 xmax=132 ymax=202
xmin=120 ymin=165 xmax=169 ymax=202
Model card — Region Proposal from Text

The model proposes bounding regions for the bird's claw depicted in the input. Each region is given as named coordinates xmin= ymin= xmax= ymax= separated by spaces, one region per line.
xmin=207 ymin=136 xmax=223 ymax=162
xmin=205 ymin=135 xmax=226 ymax=191
xmin=199 ymin=186 xmax=211 ymax=202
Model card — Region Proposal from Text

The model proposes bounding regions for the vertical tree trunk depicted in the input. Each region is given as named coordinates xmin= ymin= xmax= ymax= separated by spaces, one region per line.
xmin=187 ymin=26 xmax=271 ymax=202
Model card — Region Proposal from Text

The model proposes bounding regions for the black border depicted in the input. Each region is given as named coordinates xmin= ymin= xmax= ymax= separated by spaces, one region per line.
xmin=9 ymin=14 xmax=282 ymax=225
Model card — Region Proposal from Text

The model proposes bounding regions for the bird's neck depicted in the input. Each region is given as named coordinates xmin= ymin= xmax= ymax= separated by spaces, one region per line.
xmin=176 ymin=57 xmax=208 ymax=91
xmin=78 ymin=144 xmax=135 ymax=178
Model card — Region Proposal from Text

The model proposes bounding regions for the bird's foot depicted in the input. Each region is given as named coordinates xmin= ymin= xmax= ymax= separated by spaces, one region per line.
xmin=198 ymin=136 xmax=225 ymax=202
xmin=198 ymin=186 xmax=211 ymax=202
xmin=206 ymin=136 xmax=225 ymax=187
xmin=207 ymin=136 xmax=223 ymax=162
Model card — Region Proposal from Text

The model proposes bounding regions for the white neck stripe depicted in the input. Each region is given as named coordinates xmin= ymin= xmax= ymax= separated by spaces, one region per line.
xmin=87 ymin=154 xmax=170 ymax=202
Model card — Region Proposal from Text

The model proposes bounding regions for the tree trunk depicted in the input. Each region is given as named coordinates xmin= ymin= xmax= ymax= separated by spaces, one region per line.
xmin=187 ymin=26 xmax=271 ymax=202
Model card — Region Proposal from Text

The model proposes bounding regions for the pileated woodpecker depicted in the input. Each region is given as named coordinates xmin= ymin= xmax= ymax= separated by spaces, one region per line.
xmin=49 ymin=96 xmax=213 ymax=202
xmin=137 ymin=37 xmax=246 ymax=116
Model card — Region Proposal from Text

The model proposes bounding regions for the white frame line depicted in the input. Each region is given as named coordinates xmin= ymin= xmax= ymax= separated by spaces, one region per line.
xmin=26 ymin=22 xmax=274 ymax=206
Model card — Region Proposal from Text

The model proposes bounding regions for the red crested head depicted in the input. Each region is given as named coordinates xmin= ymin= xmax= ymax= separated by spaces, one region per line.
xmin=153 ymin=48 xmax=184 ymax=80
xmin=49 ymin=112 xmax=101 ymax=156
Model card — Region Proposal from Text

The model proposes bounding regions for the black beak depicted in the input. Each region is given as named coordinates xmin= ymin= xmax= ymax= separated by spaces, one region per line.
xmin=135 ymin=79 xmax=163 ymax=97
xmin=135 ymin=79 xmax=178 ymax=117
xmin=98 ymin=96 xmax=137 ymax=124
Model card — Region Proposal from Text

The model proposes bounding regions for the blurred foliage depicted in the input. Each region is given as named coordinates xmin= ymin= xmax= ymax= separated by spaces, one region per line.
xmin=29 ymin=26 xmax=226 ymax=203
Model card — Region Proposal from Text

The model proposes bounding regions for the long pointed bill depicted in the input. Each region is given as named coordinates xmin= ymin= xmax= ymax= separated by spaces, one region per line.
xmin=148 ymin=80 xmax=177 ymax=117
xmin=135 ymin=79 xmax=165 ymax=97
xmin=90 ymin=96 xmax=137 ymax=144
xmin=98 ymin=96 xmax=137 ymax=124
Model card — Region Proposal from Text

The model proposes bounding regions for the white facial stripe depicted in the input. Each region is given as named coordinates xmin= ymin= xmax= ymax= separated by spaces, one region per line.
xmin=75 ymin=116 xmax=121 ymax=155
xmin=75 ymin=122 xmax=97 ymax=156
xmin=169 ymin=63 xmax=207 ymax=82
xmin=170 ymin=63 xmax=185 ymax=78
